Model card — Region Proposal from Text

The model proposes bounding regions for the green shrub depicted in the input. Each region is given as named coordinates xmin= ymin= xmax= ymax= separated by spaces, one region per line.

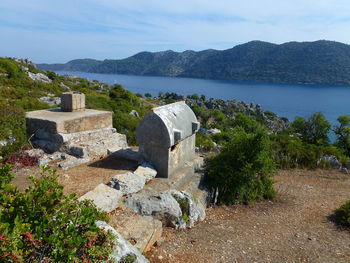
xmin=211 ymin=131 xmax=232 ymax=145
xmin=109 ymin=84 xmax=140 ymax=113
xmin=334 ymin=200 xmax=350 ymax=226
xmin=113 ymin=111 xmax=140 ymax=145
xmin=195 ymin=133 xmax=214 ymax=151
xmin=334 ymin=115 xmax=350 ymax=156
xmin=271 ymin=133 xmax=347 ymax=169
xmin=232 ymin=113 xmax=265 ymax=134
xmin=206 ymin=128 xmax=276 ymax=205
xmin=291 ymin=112 xmax=331 ymax=145
xmin=0 ymin=103 xmax=26 ymax=159
xmin=0 ymin=58 xmax=24 ymax=79
xmin=0 ymin=165 xmax=115 ymax=262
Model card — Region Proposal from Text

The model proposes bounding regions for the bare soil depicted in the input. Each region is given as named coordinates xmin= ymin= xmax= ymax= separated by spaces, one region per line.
xmin=147 ymin=169 xmax=350 ymax=263
xmin=11 ymin=155 xmax=138 ymax=196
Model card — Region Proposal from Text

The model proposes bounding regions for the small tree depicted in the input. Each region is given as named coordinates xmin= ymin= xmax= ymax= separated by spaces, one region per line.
xmin=291 ymin=112 xmax=330 ymax=145
xmin=206 ymin=128 xmax=276 ymax=205
xmin=334 ymin=115 xmax=350 ymax=156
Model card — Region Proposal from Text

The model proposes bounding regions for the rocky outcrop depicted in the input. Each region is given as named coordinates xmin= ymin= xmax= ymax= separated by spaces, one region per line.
xmin=109 ymin=210 xmax=162 ymax=253
xmin=125 ymin=189 xmax=205 ymax=229
xmin=28 ymin=72 xmax=52 ymax=83
xmin=96 ymin=221 xmax=149 ymax=263
xmin=157 ymin=92 xmax=289 ymax=132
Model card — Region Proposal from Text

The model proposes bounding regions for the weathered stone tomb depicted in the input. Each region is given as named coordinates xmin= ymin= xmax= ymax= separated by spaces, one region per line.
xmin=136 ymin=101 xmax=200 ymax=178
xmin=25 ymin=92 xmax=127 ymax=160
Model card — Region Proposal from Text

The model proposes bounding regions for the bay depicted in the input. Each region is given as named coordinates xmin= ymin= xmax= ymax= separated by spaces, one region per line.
xmin=56 ymin=71 xmax=350 ymax=126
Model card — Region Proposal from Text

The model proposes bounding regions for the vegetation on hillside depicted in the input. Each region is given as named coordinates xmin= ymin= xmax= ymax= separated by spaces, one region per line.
xmin=1 ymin=57 xmax=349 ymax=207
xmin=0 ymin=57 xmax=152 ymax=159
xmin=38 ymin=40 xmax=350 ymax=85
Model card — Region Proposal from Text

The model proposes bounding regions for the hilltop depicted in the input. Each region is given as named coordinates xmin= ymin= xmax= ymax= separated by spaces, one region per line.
xmin=37 ymin=40 xmax=350 ymax=85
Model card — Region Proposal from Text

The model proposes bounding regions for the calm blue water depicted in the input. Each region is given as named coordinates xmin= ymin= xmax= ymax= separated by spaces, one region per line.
xmin=56 ymin=71 xmax=350 ymax=126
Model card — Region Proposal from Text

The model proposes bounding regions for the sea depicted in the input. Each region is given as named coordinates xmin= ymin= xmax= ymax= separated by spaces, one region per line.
xmin=56 ymin=71 xmax=350 ymax=127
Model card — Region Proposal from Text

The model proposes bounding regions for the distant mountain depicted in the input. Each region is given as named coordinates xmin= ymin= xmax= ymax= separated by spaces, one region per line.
xmin=37 ymin=40 xmax=350 ymax=85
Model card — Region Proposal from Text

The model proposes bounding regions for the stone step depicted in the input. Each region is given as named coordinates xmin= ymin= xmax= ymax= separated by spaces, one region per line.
xmin=109 ymin=209 xmax=162 ymax=253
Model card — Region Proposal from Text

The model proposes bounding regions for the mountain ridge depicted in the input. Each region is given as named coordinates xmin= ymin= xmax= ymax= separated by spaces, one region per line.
xmin=37 ymin=40 xmax=350 ymax=85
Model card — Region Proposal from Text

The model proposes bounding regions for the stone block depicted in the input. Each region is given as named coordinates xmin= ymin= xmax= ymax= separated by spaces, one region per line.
xmin=96 ymin=221 xmax=149 ymax=263
xmin=134 ymin=162 xmax=157 ymax=182
xmin=61 ymin=92 xmax=85 ymax=112
xmin=110 ymin=213 xmax=162 ymax=253
xmin=79 ymin=184 xmax=122 ymax=213
xmin=108 ymin=172 xmax=146 ymax=195
xmin=26 ymin=109 xmax=113 ymax=134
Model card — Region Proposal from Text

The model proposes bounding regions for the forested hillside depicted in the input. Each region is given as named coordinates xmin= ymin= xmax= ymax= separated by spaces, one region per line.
xmin=38 ymin=40 xmax=350 ymax=85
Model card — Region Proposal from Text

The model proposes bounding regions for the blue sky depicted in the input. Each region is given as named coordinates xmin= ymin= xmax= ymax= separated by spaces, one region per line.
xmin=1 ymin=0 xmax=350 ymax=63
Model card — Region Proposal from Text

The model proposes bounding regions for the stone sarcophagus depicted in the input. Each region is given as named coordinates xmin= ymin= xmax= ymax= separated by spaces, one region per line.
xmin=136 ymin=101 xmax=200 ymax=178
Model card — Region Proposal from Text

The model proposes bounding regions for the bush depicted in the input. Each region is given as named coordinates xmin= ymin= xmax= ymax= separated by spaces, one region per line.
xmin=195 ymin=133 xmax=214 ymax=151
xmin=0 ymin=58 xmax=24 ymax=79
xmin=0 ymin=103 xmax=26 ymax=159
xmin=0 ymin=165 xmax=115 ymax=262
xmin=271 ymin=133 xmax=347 ymax=169
xmin=334 ymin=200 xmax=350 ymax=226
xmin=206 ymin=128 xmax=276 ymax=205
xmin=291 ymin=112 xmax=331 ymax=145
xmin=232 ymin=113 xmax=265 ymax=134
xmin=109 ymin=84 xmax=140 ymax=113
xmin=113 ymin=111 xmax=140 ymax=145
xmin=334 ymin=115 xmax=350 ymax=156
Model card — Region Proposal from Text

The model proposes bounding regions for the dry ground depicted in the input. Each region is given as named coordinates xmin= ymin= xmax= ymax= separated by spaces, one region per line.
xmin=12 ymin=162 xmax=350 ymax=263
xmin=11 ymin=155 xmax=138 ymax=196
xmin=147 ymin=169 xmax=350 ymax=263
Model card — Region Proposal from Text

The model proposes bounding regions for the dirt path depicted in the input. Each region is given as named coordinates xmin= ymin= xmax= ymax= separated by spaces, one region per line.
xmin=147 ymin=169 xmax=350 ymax=263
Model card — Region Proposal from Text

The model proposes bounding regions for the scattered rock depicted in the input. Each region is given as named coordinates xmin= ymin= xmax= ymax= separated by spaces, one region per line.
xmin=207 ymin=128 xmax=221 ymax=134
xmin=57 ymin=156 xmax=90 ymax=170
xmin=108 ymin=172 xmax=146 ymax=195
xmin=319 ymin=155 xmax=342 ymax=169
xmin=125 ymin=190 xmax=205 ymax=229
xmin=134 ymin=162 xmax=157 ymax=182
xmin=110 ymin=211 xmax=162 ymax=253
xmin=28 ymin=72 xmax=52 ymax=83
xmin=25 ymin=148 xmax=45 ymax=158
xmin=79 ymin=184 xmax=122 ymax=213
xmin=341 ymin=167 xmax=349 ymax=174
xmin=129 ymin=110 xmax=139 ymax=118
xmin=60 ymin=82 xmax=70 ymax=90
xmin=96 ymin=221 xmax=149 ymax=263
xmin=39 ymin=96 xmax=61 ymax=106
